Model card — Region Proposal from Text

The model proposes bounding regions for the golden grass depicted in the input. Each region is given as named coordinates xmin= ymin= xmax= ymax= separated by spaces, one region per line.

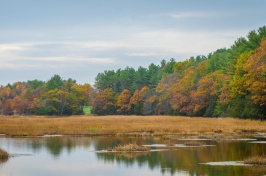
xmin=113 ymin=143 xmax=150 ymax=152
xmin=0 ymin=148 xmax=9 ymax=160
xmin=244 ymin=156 xmax=266 ymax=166
xmin=183 ymin=141 xmax=205 ymax=146
xmin=0 ymin=115 xmax=265 ymax=137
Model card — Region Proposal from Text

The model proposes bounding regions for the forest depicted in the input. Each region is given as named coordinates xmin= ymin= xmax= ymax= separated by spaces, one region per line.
xmin=0 ymin=26 xmax=265 ymax=118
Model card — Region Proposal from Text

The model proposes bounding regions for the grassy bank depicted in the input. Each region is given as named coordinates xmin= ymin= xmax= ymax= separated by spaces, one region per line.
xmin=0 ymin=116 xmax=265 ymax=137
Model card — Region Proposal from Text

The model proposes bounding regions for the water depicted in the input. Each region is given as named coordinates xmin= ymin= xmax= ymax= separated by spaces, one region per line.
xmin=0 ymin=136 xmax=266 ymax=176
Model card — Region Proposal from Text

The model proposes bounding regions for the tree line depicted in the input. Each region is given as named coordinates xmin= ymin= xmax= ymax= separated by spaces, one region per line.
xmin=0 ymin=76 xmax=93 ymax=115
xmin=0 ymin=26 xmax=265 ymax=118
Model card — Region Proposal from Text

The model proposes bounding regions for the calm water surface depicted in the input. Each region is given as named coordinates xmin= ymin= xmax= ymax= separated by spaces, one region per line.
xmin=0 ymin=136 xmax=266 ymax=176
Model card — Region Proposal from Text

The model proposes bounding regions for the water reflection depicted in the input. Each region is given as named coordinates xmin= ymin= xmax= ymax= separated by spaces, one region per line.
xmin=26 ymin=137 xmax=92 ymax=157
xmin=0 ymin=136 xmax=266 ymax=176
xmin=0 ymin=158 xmax=8 ymax=165
xmin=94 ymin=137 xmax=266 ymax=176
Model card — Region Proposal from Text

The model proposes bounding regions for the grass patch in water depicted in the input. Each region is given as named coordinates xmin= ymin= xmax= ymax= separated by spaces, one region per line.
xmin=0 ymin=148 xmax=9 ymax=160
xmin=110 ymin=143 xmax=150 ymax=152
xmin=244 ymin=156 xmax=266 ymax=166
xmin=184 ymin=141 xmax=205 ymax=146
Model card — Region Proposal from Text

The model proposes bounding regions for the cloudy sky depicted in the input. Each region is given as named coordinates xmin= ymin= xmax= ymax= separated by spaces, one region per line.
xmin=0 ymin=0 xmax=265 ymax=86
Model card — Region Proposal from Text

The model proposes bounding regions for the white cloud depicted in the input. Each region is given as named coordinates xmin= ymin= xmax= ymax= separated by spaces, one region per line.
xmin=166 ymin=11 xmax=229 ymax=19
xmin=0 ymin=43 xmax=31 ymax=52
xmin=0 ymin=45 xmax=22 ymax=51
xmin=0 ymin=29 xmax=247 ymax=72
xmin=168 ymin=12 xmax=207 ymax=19
xmin=0 ymin=62 xmax=42 ymax=69
xmin=0 ymin=55 xmax=114 ymax=70
xmin=82 ymin=41 xmax=123 ymax=50
xmin=126 ymin=52 xmax=163 ymax=56
xmin=0 ymin=28 xmax=247 ymax=61
xmin=79 ymin=57 xmax=114 ymax=63
xmin=0 ymin=25 xmax=245 ymax=83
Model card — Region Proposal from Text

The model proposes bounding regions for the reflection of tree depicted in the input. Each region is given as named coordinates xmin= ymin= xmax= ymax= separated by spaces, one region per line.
xmin=114 ymin=152 xmax=150 ymax=159
xmin=95 ymin=138 xmax=266 ymax=176
xmin=0 ymin=157 xmax=8 ymax=165
xmin=45 ymin=138 xmax=63 ymax=158
xmin=44 ymin=137 xmax=93 ymax=157
xmin=12 ymin=136 xmax=266 ymax=176
xmin=66 ymin=138 xmax=74 ymax=154
xmin=246 ymin=166 xmax=266 ymax=176
xmin=26 ymin=137 xmax=91 ymax=158
xmin=28 ymin=139 xmax=43 ymax=153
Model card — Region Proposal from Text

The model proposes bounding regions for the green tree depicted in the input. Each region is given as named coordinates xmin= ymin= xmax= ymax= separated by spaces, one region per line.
xmin=45 ymin=75 xmax=64 ymax=91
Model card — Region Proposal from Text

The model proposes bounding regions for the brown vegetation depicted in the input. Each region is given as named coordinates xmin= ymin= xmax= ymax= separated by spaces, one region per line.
xmin=0 ymin=115 xmax=266 ymax=137
xmin=183 ymin=141 xmax=205 ymax=146
xmin=244 ymin=156 xmax=266 ymax=166
xmin=0 ymin=148 xmax=9 ymax=160
xmin=112 ymin=143 xmax=149 ymax=152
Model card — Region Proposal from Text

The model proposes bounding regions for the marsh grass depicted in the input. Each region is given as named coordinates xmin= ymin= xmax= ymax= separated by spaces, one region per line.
xmin=112 ymin=143 xmax=150 ymax=152
xmin=0 ymin=116 xmax=265 ymax=137
xmin=184 ymin=141 xmax=205 ymax=146
xmin=0 ymin=148 xmax=9 ymax=160
xmin=244 ymin=156 xmax=266 ymax=166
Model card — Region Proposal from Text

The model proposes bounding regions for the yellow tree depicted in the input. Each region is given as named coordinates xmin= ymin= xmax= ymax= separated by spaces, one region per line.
xmin=71 ymin=83 xmax=93 ymax=106
xmin=0 ymin=86 xmax=11 ymax=102
xmin=43 ymin=88 xmax=62 ymax=114
xmin=117 ymin=89 xmax=131 ymax=114
xmin=188 ymin=71 xmax=228 ymax=116
xmin=130 ymin=89 xmax=141 ymax=105
xmin=229 ymin=52 xmax=252 ymax=98
xmin=170 ymin=66 xmax=197 ymax=113
xmin=155 ymin=73 xmax=178 ymax=114
xmin=244 ymin=39 xmax=266 ymax=106
xmin=129 ymin=86 xmax=150 ymax=114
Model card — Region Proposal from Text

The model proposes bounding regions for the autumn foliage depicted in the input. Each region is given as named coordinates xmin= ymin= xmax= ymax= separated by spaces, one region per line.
xmin=90 ymin=27 xmax=266 ymax=118
xmin=0 ymin=26 xmax=266 ymax=118
xmin=0 ymin=76 xmax=93 ymax=115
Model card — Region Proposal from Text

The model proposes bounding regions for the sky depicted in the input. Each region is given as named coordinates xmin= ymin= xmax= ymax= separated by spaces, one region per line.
xmin=0 ymin=0 xmax=265 ymax=86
